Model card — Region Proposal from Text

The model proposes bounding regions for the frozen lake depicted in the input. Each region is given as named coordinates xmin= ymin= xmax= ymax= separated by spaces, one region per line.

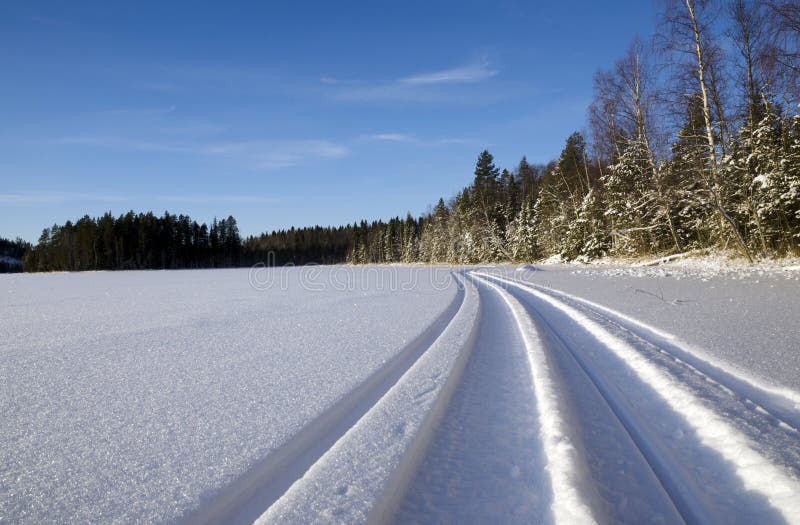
xmin=2 ymin=264 xmax=799 ymax=523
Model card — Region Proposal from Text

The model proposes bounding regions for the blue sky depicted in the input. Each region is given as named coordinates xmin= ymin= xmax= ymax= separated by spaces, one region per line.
xmin=0 ymin=1 xmax=660 ymax=242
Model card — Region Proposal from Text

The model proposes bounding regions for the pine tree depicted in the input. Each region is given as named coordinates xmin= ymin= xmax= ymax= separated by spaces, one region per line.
xmin=604 ymin=139 xmax=656 ymax=254
xmin=516 ymin=156 xmax=539 ymax=204
xmin=668 ymin=97 xmax=717 ymax=249
xmin=532 ymin=185 xmax=562 ymax=257
xmin=473 ymin=150 xmax=500 ymax=202
xmin=506 ymin=201 xmax=538 ymax=261
xmin=785 ymin=112 xmax=800 ymax=247
xmin=747 ymin=104 xmax=800 ymax=252
xmin=532 ymin=133 xmax=590 ymax=258
xmin=561 ymin=189 xmax=610 ymax=261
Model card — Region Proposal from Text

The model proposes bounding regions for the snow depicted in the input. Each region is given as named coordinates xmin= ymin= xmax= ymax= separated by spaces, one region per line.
xmin=508 ymin=276 xmax=800 ymax=419
xmin=255 ymin=273 xmax=479 ymax=524
xmin=398 ymin=278 xmax=555 ymax=523
xmin=473 ymin=275 xmax=599 ymax=524
xmin=478 ymin=272 xmax=800 ymax=522
xmin=505 ymin=261 xmax=800 ymax=392
xmin=0 ymin=267 xmax=458 ymax=524
xmin=2 ymin=263 xmax=799 ymax=524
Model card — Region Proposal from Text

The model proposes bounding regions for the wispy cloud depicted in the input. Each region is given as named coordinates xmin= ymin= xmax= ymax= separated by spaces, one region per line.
xmin=360 ymin=133 xmax=480 ymax=147
xmin=362 ymin=133 xmax=417 ymax=142
xmin=324 ymin=59 xmax=502 ymax=105
xmin=106 ymin=106 xmax=177 ymax=116
xmin=29 ymin=14 xmax=69 ymax=26
xmin=139 ymin=82 xmax=181 ymax=93
xmin=399 ymin=61 xmax=498 ymax=85
xmin=155 ymin=194 xmax=278 ymax=204
xmin=55 ymin=136 xmax=178 ymax=152
xmin=136 ymin=65 xmax=288 ymax=96
xmin=53 ymin=136 xmax=349 ymax=171
xmin=0 ymin=191 xmax=125 ymax=204
xmin=435 ymin=137 xmax=482 ymax=146
xmin=0 ymin=191 xmax=278 ymax=207
xmin=158 ymin=121 xmax=228 ymax=137
xmin=199 ymin=140 xmax=349 ymax=170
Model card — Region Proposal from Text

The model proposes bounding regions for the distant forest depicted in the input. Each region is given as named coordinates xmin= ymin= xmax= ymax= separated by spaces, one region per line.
xmin=14 ymin=0 xmax=800 ymax=272
xmin=0 ymin=237 xmax=30 ymax=273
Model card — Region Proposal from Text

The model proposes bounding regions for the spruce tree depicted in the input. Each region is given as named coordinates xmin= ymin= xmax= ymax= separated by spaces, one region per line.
xmin=507 ymin=201 xmax=538 ymax=261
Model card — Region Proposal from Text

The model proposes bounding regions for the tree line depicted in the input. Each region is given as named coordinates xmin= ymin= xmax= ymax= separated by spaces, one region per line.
xmin=23 ymin=212 xmax=244 ymax=271
xmin=17 ymin=0 xmax=800 ymax=271
xmin=353 ymin=0 xmax=800 ymax=264
xmin=0 ymin=237 xmax=30 ymax=273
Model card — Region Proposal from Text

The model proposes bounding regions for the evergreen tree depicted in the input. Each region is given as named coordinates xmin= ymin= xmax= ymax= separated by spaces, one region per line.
xmin=473 ymin=150 xmax=500 ymax=203
xmin=506 ymin=201 xmax=538 ymax=261
xmin=604 ymin=139 xmax=657 ymax=254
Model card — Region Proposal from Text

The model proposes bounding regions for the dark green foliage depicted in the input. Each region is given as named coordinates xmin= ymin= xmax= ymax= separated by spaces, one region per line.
xmin=22 ymin=211 xmax=428 ymax=271
xmin=23 ymin=212 xmax=245 ymax=271
xmin=0 ymin=236 xmax=30 ymax=273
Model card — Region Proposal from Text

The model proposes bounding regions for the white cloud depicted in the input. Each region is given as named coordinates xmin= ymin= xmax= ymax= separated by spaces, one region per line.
xmin=155 ymin=194 xmax=278 ymax=204
xmin=0 ymin=191 xmax=278 ymax=206
xmin=0 ymin=191 xmax=125 ymax=204
xmin=54 ymin=136 xmax=349 ymax=171
xmin=359 ymin=133 xmax=480 ymax=147
xmin=435 ymin=137 xmax=481 ymax=146
xmin=363 ymin=133 xmax=417 ymax=142
xmin=399 ymin=61 xmax=498 ymax=85
xmin=106 ymin=106 xmax=177 ymax=116
xmin=55 ymin=136 xmax=180 ymax=152
xmin=239 ymin=140 xmax=349 ymax=170
xmin=325 ymin=59 xmax=501 ymax=104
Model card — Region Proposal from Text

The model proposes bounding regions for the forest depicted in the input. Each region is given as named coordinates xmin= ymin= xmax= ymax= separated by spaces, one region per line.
xmin=0 ymin=237 xmax=29 ymax=273
xmin=17 ymin=0 xmax=800 ymax=271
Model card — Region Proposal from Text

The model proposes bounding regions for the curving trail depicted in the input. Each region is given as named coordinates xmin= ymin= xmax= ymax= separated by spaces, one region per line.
xmin=465 ymin=271 xmax=800 ymax=524
xmin=196 ymin=269 xmax=800 ymax=524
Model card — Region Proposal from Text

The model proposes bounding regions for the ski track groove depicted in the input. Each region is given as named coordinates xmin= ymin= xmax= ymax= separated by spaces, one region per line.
xmin=489 ymin=272 xmax=800 ymax=469
xmin=464 ymin=273 xmax=602 ymax=523
xmin=488 ymin=275 xmax=697 ymax=524
xmin=396 ymin=276 xmax=554 ymax=524
xmin=474 ymin=271 xmax=800 ymax=524
xmin=258 ymin=272 xmax=481 ymax=524
xmin=507 ymin=272 xmax=800 ymax=431
xmin=180 ymin=274 xmax=468 ymax=525
xmin=181 ymin=268 xmax=800 ymax=524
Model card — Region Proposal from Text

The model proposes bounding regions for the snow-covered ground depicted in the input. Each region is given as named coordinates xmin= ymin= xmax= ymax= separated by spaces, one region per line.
xmin=499 ymin=261 xmax=800 ymax=392
xmin=2 ymin=264 xmax=799 ymax=524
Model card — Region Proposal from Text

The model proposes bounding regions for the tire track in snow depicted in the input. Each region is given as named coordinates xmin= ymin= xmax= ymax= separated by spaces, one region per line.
xmin=476 ymin=271 xmax=800 ymax=524
xmin=181 ymin=275 xmax=467 ymax=525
